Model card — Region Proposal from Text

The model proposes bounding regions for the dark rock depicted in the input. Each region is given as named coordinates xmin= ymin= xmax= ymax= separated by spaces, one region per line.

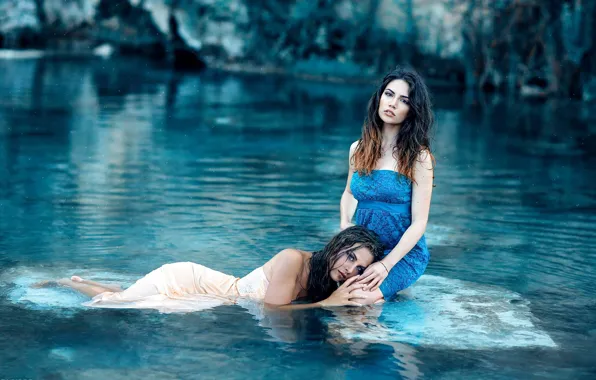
xmin=0 ymin=0 xmax=594 ymax=97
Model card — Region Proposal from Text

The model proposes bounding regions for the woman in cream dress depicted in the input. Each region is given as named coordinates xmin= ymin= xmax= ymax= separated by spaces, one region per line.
xmin=43 ymin=226 xmax=384 ymax=311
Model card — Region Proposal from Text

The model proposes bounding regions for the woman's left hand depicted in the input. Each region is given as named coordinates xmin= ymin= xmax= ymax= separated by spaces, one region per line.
xmin=356 ymin=261 xmax=390 ymax=291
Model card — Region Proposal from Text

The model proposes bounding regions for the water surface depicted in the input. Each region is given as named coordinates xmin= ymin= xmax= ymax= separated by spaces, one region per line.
xmin=0 ymin=58 xmax=595 ymax=379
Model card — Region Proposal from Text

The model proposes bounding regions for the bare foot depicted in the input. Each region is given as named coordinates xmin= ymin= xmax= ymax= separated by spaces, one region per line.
xmin=71 ymin=276 xmax=83 ymax=283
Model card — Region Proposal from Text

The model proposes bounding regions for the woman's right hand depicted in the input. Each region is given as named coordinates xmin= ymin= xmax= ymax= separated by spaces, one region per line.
xmin=319 ymin=276 xmax=364 ymax=307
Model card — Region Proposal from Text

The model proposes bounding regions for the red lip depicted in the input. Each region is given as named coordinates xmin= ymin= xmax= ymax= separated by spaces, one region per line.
xmin=339 ymin=270 xmax=347 ymax=280
xmin=384 ymin=110 xmax=396 ymax=117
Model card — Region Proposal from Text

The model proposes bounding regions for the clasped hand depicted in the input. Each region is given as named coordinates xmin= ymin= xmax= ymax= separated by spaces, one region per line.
xmin=321 ymin=276 xmax=366 ymax=307
xmin=355 ymin=261 xmax=389 ymax=291
xmin=321 ymin=261 xmax=390 ymax=307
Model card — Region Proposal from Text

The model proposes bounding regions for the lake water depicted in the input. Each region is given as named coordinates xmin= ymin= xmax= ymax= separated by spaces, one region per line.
xmin=0 ymin=58 xmax=595 ymax=379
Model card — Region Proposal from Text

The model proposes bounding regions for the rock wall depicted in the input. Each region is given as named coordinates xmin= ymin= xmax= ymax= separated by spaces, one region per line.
xmin=0 ymin=0 xmax=476 ymax=65
xmin=0 ymin=0 xmax=594 ymax=99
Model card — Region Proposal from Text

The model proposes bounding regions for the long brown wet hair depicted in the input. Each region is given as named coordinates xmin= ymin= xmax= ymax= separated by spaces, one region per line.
xmin=352 ymin=67 xmax=435 ymax=182
xmin=306 ymin=226 xmax=384 ymax=302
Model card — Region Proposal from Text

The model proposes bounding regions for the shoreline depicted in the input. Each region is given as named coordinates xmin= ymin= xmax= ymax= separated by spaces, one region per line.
xmin=0 ymin=48 xmax=462 ymax=89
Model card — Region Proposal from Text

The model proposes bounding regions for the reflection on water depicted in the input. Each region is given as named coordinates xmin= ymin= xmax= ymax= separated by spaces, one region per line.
xmin=0 ymin=58 xmax=595 ymax=379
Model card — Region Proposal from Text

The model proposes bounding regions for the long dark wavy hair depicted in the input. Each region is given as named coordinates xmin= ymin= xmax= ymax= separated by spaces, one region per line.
xmin=353 ymin=66 xmax=435 ymax=182
xmin=306 ymin=226 xmax=384 ymax=302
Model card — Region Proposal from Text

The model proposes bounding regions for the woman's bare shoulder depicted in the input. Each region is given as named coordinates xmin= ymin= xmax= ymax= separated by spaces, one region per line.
xmin=416 ymin=149 xmax=434 ymax=170
xmin=263 ymin=249 xmax=306 ymax=276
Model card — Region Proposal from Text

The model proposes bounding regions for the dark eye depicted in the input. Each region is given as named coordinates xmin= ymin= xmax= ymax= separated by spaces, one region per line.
xmin=357 ymin=266 xmax=365 ymax=275
xmin=400 ymin=98 xmax=409 ymax=104
xmin=385 ymin=91 xmax=393 ymax=97
xmin=348 ymin=253 xmax=356 ymax=261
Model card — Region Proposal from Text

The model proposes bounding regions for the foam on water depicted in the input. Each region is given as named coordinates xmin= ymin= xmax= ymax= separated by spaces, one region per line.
xmin=330 ymin=275 xmax=557 ymax=349
xmin=0 ymin=266 xmax=135 ymax=311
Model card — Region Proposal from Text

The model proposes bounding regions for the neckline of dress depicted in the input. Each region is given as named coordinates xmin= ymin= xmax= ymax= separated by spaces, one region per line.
xmin=356 ymin=169 xmax=403 ymax=175
xmin=353 ymin=169 xmax=411 ymax=181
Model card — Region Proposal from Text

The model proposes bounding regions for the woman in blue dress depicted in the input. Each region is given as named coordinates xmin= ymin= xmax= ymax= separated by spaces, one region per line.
xmin=340 ymin=67 xmax=435 ymax=304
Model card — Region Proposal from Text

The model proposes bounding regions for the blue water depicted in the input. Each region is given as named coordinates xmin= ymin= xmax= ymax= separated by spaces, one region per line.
xmin=0 ymin=58 xmax=595 ymax=379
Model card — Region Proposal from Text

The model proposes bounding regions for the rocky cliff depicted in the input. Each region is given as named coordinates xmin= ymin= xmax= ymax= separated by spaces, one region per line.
xmin=1 ymin=0 xmax=594 ymax=99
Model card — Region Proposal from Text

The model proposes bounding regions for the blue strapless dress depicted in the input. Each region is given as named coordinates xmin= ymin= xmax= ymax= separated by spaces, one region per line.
xmin=351 ymin=170 xmax=429 ymax=299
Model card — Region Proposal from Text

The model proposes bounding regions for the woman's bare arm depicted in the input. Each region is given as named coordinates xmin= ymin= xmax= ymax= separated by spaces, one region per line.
xmin=340 ymin=141 xmax=359 ymax=229
xmin=381 ymin=150 xmax=433 ymax=268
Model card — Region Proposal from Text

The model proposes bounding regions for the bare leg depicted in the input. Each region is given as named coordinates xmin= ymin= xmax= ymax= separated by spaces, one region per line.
xmin=71 ymin=276 xmax=122 ymax=292
xmin=55 ymin=278 xmax=117 ymax=298
xmin=34 ymin=266 xmax=168 ymax=302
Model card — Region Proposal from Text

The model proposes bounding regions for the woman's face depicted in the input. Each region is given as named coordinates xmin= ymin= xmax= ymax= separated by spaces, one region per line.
xmin=377 ymin=79 xmax=410 ymax=125
xmin=329 ymin=244 xmax=375 ymax=282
